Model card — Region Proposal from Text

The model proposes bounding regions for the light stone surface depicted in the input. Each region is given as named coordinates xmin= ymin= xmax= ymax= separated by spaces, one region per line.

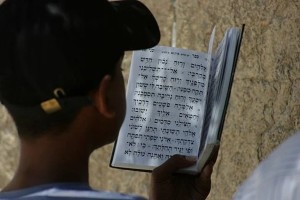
xmin=0 ymin=0 xmax=299 ymax=200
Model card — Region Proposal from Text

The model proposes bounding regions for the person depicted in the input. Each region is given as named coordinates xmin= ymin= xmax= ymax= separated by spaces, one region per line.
xmin=232 ymin=131 xmax=300 ymax=200
xmin=0 ymin=0 xmax=217 ymax=199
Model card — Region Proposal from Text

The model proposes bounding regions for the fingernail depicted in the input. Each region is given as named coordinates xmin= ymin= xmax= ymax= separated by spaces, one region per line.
xmin=185 ymin=156 xmax=198 ymax=162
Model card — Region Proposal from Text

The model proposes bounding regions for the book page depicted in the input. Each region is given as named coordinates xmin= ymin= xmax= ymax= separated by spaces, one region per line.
xmin=203 ymin=27 xmax=241 ymax=145
xmin=209 ymin=28 xmax=240 ymax=141
xmin=195 ymin=26 xmax=243 ymax=173
xmin=201 ymin=30 xmax=229 ymax=144
xmin=112 ymin=46 xmax=210 ymax=170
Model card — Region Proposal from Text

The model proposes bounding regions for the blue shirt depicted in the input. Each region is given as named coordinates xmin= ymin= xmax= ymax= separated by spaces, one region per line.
xmin=0 ymin=183 xmax=147 ymax=200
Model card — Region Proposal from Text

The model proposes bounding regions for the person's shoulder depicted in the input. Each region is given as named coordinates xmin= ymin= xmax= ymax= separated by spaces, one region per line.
xmin=233 ymin=131 xmax=300 ymax=200
xmin=0 ymin=183 xmax=147 ymax=200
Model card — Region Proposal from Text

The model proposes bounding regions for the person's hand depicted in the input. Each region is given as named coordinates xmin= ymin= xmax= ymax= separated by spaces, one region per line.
xmin=150 ymin=147 xmax=219 ymax=200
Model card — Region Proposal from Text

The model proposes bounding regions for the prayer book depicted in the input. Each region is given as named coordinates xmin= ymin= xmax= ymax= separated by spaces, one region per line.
xmin=110 ymin=25 xmax=244 ymax=174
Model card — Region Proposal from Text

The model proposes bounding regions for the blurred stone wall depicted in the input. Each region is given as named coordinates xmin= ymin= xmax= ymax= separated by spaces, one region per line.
xmin=0 ymin=0 xmax=299 ymax=200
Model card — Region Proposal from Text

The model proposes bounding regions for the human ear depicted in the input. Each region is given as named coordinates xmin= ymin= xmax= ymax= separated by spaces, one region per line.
xmin=93 ymin=74 xmax=116 ymax=118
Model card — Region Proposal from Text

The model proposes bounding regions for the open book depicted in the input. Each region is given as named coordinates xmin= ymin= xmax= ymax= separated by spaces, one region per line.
xmin=110 ymin=25 xmax=244 ymax=174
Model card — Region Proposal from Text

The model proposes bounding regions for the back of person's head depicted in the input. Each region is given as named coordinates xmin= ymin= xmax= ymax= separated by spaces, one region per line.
xmin=0 ymin=0 xmax=160 ymax=138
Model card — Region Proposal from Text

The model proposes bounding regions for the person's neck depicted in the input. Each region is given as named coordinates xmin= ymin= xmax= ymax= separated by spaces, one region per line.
xmin=2 ymin=131 xmax=91 ymax=192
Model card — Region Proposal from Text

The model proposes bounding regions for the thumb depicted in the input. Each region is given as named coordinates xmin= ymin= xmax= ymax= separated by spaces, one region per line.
xmin=152 ymin=155 xmax=197 ymax=181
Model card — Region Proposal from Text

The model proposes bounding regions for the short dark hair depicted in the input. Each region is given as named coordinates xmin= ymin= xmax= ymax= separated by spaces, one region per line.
xmin=0 ymin=0 xmax=160 ymax=137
